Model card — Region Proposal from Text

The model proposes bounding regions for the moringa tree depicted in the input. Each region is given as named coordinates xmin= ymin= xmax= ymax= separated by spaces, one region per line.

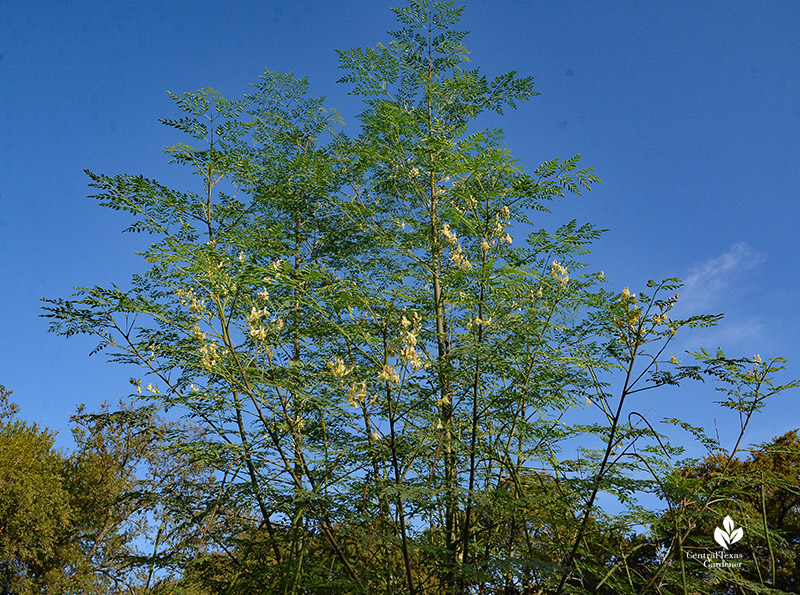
xmin=44 ymin=2 xmax=796 ymax=593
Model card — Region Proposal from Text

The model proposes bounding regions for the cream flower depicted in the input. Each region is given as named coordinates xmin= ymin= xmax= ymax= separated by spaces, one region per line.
xmin=441 ymin=223 xmax=458 ymax=244
xmin=436 ymin=394 xmax=451 ymax=408
xmin=378 ymin=365 xmax=401 ymax=384
xmin=347 ymin=382 xmax=367 ymax=407
xmin=400 ymin=344 xmax=417 ymax=361
xmin=327 ymin=356 xmax=352 ymax=378
xmin=249 ymin=326 xmax=269 ymax=341
xmin=189 ymin=297 xmax=206 ymax=313
xmin=450 ymin=247 xmax=472 ymax=271
xmin=551 ymin=261 xmax=569 ymax=283
xmin=401 ymin=330 xmax=418 ymax=347
xmin=199 ymin=342 xmax=220 ymax=369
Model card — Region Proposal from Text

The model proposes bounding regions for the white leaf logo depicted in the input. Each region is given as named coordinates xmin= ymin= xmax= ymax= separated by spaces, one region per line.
xmin=713 ymin=515 xmax=743 ymax=549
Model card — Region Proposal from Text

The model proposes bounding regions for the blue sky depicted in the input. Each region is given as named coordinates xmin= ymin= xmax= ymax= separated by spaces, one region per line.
xmin=2 ymin=1 xmax=799 ymax=454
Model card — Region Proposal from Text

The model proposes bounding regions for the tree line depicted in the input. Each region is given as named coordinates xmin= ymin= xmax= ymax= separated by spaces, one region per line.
xmin=2 ymin=383 xmax=798 ymax=593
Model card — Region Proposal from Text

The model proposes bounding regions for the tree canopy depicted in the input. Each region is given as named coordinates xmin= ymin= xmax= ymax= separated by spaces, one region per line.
xmin=0 ymin=386 xmax=210 ymax=594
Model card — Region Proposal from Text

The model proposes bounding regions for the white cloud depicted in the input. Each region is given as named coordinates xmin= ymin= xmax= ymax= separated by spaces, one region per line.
xmin=684 ymin=318 xmax=765 ymax=351
xmin=671 ymin=243 xmax=767 ymax=352
xmin=679 ymin=242 xmax=765 ymax=312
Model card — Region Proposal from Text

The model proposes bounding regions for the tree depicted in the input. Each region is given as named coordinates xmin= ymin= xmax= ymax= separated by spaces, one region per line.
xmin=42 ymin=2 xmax=796 ymax=593
xmin=0 ymin=386 xmax=211 ymax=594
xmin=65 ymin=400 xmax=215 ymax=592
xmin=647 ymin=429 xmax=800 ymax=594
xmin=0 ymin=386 xmax=77 ymax=594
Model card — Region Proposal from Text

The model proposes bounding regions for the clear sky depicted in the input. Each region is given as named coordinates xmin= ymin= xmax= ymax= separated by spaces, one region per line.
xmin=2 ymin=1 xmax=799 ymax=454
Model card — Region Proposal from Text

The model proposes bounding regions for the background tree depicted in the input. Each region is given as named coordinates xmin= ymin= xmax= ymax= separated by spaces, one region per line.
xmin=648 ymin=427 xmax=800 ymax=593
xmin=66 ymin=400 xmax=214 ymax=592
xmin=0 ymin=386 xmax=211 ymax=594
xmin=0 ymin=385 xmax=78 ymax=594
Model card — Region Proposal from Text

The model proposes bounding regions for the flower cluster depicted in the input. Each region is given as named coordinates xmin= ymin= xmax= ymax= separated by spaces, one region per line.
xmin=347 ymin=382 xmax=367 ymax=407
xmin=399 ymin=312 xmax=425 ymax=371
xmin=400 ymin=311 xmax=420 ymax=332
xmin=551 ymin=261 xmax=569 ymax=284
xmin=400 ymin=314 xmax=419 ymax=345
xmin=435 ymin=393 xmax=451 ymax=408
xmin=378 ymin=365 xmax=401 ymax=385
xmin=746 ymin=354 xmax=763 ymax=378
xmin=247 ymin=306 xmax=271 ymax=325
xmin=465 ymin=316 xmax=492 ymax=331
xmin=450 ymin=245 xmax=472 ymax=271
xmin=249 ymin=327 xmax=269 ymax=341
xmin=247 ymin=306 xmax=283 ymax=341
xmin=614 ymin=286 xmax=645 ymax=342
xmin=177 ymin=287 xmax=207 ymax=316
xmin=464 ymin=194 xmax=477 ymax=210
xmin=199 ymin=341 xmax=220 ymax=370
xmin=327 ymin=356 xmax=352 ymax=379
xmin=441 ymin=223 xmax=458 ymax=245
xmin=494 ymin=207 xmax=511 ymax=235
xmin=440 ymin=222 xmax=474 ymax=271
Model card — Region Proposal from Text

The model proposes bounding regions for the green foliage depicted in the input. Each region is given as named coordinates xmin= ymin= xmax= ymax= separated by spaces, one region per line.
xmin=629 ymin=429 xmax=800 ymax=594
xmin=40 ymin=2 xmax=796 ymax=594
xmin=0 ymin=386 xmax=211 ymax=594
xmin=0 ymin=386 xmax=76 ymax=594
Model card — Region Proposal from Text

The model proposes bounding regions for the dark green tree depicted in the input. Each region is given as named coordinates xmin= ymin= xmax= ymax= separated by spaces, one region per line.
xmin=0 ymin=386 xmax=212 ymax=594
xmin=648 ymin=428 xmax=800 ymax=594
xmin=0 ymin=386 xmax=78 ymax=594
